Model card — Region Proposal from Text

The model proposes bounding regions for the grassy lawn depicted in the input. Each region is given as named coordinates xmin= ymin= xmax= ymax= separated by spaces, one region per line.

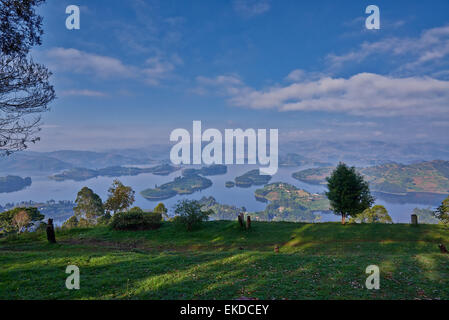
xmin=1 ymin=221 xmax=449 ymax=300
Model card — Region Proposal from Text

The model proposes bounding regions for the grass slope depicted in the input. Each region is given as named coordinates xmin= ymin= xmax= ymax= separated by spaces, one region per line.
xmin=1 ymin=221 xmax=449 ymax=300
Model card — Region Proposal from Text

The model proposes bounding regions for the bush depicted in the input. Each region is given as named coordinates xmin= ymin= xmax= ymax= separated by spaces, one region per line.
xmin=111 ymin=208 xmax=162 ymax=231
xmin=62 ymin=216 xmax=79 ymax=229
xmin=97 ymin=212 xmax=112 ymax=225
xmin=173 ymin=200 xmax=212 ymax=231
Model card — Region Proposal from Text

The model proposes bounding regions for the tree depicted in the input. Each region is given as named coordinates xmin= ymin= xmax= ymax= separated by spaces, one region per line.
xmin=0 ymin=0 xmax=45 ymax=55
xmin=0 ymin=207 xmax=44 ymax=234
xmin=12 ymin=210 xmax=30 ymax=233
xmin=154 ymin=202 xmax=169 ymax=220
xmin=104 ymin=179 xmax=135 ymax=214
xmin=434 ymin=195 xmax=449 ymax=225
xmin=73 ymin=187 xmax=105 ymax=224
xmin=0 ymin=0 xmax=55 ymax=155
xmin=350 ymin=205 xmax=392 ymax=224
xmin=173 ymin=199 xmax=212 ymax=231
xmin=326 ymin=163 xmax=374 ymax=224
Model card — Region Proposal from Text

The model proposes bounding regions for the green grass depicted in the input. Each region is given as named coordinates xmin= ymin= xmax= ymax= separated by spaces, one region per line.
xmin=1 ymin=221 xmax=449 ymax=300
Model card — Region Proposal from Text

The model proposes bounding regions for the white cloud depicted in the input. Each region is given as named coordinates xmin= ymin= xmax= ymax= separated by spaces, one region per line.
xmin=142 ymin=55 xmax=183 ymax=86
xmin=199 ymin=72 xmax=449 ymax=117
xmin=327 ymin=25 xmax=449 ymax=74
xmin=45 ymin=48 xmax=181 ymax=86
xmin=47 ymin=48 xmax=134 ymax=78
xmin=233 ymin=0 xmax=270 ymax=18
xmin=285 ymin=69 xmax=305 ymax=82
xmin=61 ymin=90 xmax=107 ymax=97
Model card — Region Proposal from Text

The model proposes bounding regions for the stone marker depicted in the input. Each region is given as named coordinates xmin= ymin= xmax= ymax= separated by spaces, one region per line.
xmin=46 ymin=218 xmax=56 ymax=243
xmin=411 ymin=214 xmax=418 ymax=225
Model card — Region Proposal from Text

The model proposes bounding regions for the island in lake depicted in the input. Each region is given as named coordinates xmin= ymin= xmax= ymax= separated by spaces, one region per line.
xmin=225 ymin=181 xmax=235 ymax=188
xmin=141 ymin=174 xmax=212 ymax=200
xmin=182 ymin=164 xmax=227 ymax=176
xmin=50 ymin=164 xmax=179 ymax=181
xmin=0 ymin=176 xmax=32 ymax=193
xmin=292 ymin=160 xmax=449 ymax=195
xmin=254 ymin=183 xmax=330 ymax=222
xmin=233 ymin=169 xmax=272 ymax=188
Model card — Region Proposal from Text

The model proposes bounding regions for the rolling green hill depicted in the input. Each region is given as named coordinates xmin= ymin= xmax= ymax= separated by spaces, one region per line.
xmin=1 ymin=221 xmax=449 ymax=300
xmin=292 ymin=160 xmax=449 ymax=195
xmin=254 ymin=183 xmax=329 ymax=222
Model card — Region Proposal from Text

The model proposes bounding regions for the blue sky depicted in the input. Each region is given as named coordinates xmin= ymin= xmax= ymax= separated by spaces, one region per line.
xmin=29 ymin=0 xmax=449 ymax=151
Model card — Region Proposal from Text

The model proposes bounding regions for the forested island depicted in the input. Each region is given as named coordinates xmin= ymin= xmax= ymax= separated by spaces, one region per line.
xmin=0 ymin=176 xmax=32 ymax=193
xmin=140 ymin=174 xmax=212 ymax=200
xmin=182 ymin=165 xmax=227 ymax=176
xmin=233 ymin=169 xmax=272 ymax=188
xmin=254 ymin=183 xmax=330 ymax=222
xmin=50 ymin=164 xmax=179 ymax=181
xmin=292 ymin=160 xmax=449 ymax=195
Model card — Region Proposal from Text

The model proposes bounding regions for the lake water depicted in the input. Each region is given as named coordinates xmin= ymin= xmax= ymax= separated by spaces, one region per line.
xmin=0 ymin=165 xmax=445 ymax=223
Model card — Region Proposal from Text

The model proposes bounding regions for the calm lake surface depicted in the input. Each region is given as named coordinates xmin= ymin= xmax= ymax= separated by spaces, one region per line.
xmin=0 ymin=165 xmax=445 ymax=223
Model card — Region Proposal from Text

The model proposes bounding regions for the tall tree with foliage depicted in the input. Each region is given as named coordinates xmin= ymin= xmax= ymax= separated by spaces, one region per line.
xmin=434 ymin=195 xmax=449 ymax=225
xmin=104 ymin=179 xmax=135 ymax=214
xmin=12 ymin=210 xmax=30 ymax=233
xmin=0 ymin=0 xmax=55 ymax=155
xmin=154 ymin=202 xmax=169 ymax=220
xmin=73 ymin=187 xmax=105 ymax=224
xmin=326 ymin=163 xmax=374 ymax=224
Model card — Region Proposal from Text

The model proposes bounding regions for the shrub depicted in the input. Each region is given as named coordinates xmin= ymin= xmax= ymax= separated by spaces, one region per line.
xmin=62 ymin=216 xmax=79 ymax=229
xmin=111 ymin=208 xmax=162 ymax=231
xmin=97 ymin=212 xmax=112 ymax=225
xmin=350 ymin=205 xmax=393 ymax=224
xmin=173 ymin=200 xmax=212 ymax=231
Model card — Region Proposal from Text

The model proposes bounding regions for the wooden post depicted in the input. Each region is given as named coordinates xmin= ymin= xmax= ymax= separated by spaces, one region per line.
xmin=238 ymin=214 xmax=244 ymax=228
xmin=46 ymin=218 xmax=56 ymax=243
xmin=411 ymin=214 xmax=418 ymax=225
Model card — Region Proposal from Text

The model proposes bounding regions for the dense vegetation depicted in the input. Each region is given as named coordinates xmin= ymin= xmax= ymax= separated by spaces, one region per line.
xmin=293 ymin=160 xmax=449 ymax=195
xmin=1 ymin=221 xmax=449 ymax=299
xmin=111 ymin=208 xmax=162 ymax=231
xmin=0 ymin=175 xmax=32 ymax=193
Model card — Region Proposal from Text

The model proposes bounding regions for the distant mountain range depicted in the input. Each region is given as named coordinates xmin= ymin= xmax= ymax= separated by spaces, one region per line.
xmin=2 ymin=140 xmax=449 ymax=176
xmin=281 ymin=141 xmax=449 ymax=166
xmin=0 ymin=150 xmax=155 ymax=174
